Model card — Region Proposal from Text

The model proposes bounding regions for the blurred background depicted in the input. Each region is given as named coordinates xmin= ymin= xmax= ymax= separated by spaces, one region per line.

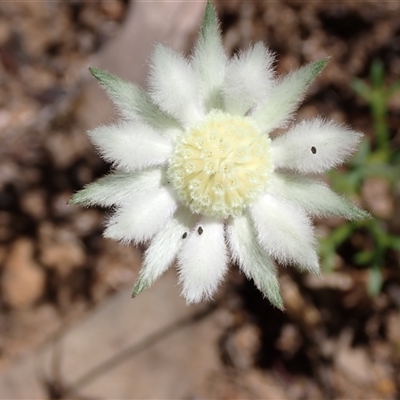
xmin=0 ymin=0 xmax=399 ymax=398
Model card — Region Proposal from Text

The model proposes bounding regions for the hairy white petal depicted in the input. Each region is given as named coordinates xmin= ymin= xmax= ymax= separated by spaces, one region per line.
xmin=89 ymin=68 xmax=183 ymax=135
xmin=177 ymin=218 xmax=228 ymax=303
xmin=271 ymin=118 xmax=363 ymax=173
xmin=250 ymin=193 xmax=319 ymax=274
xmin=223 ymin=42 xmax=275 ymax=116
xmin=133 ymin=208 xmax=195 ymax=296
xmin=104 ymin=187 xmax=177 ymax=244
xmin=252 ymin=59 xmax=328 ymax=134
xmin=268 ymin=174 xmax=369 ymax=219
xmin=89 ymin=121 xmax=173 ymax=172
xmin=70 ymin=168 xmax=164 ymax=208
xmin=227 ymin=214 xmax=283 ymax=309
xmin=149 ymin=44 xmax=204 ymax=127
xmin=192 ymin=2 xmax=226 ymax=111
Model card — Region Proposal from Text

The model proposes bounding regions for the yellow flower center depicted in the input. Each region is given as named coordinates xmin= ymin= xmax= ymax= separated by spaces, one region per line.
xmin=168 ymin=110 xmax=273 ymax=219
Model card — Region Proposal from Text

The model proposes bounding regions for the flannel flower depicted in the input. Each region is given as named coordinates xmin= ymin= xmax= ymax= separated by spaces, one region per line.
xmin=71 ymin=3 xmax=367 ymax=309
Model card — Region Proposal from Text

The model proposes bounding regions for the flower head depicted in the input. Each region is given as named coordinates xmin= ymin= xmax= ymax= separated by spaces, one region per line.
xmin=71 ymin=3 xmax=368 ymax=309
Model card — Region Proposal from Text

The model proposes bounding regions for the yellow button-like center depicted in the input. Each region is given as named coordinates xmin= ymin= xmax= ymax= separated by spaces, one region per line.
xmin=168 ymin=110 xmax=273 ymax=218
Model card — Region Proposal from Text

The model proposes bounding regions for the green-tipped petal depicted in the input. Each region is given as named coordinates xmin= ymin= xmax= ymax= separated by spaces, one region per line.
xmin=89 ymin=67 xmax=182 ymax=132
xmin=132 ymin=276 xmax=149 ymax=298
xmin=227 ymin=214 xmax=284 ymax=310
xmin=269 ymin=174 xmax=370 ymax=220
xmin=201 ymin=2 xmax=217 ymax=38
xmin=70 ymin=169 xmax=163 ymax=208
xmin=192 ymin=2 xmax=226 ymax=111
xmin=252 ymin=59 xmax=328 ymax=134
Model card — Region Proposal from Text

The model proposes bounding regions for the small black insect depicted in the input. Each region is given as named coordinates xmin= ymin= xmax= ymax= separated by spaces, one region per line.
xmin=311 ymin=146 xmax=317 ymax=154
xmin=182 ymin=232 xmax=188 ymax=239
xmin=197 ymin=226 xmax=203 ymax=235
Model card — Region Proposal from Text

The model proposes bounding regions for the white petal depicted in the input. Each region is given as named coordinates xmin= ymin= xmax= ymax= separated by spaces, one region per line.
xmin=227 ymin=214 xmax=283 ymax=309
xmin=89 ymin=121 xmax=173 ymax=172
xmin=192 ymin=2 xmax=226 ymax=111
xmin=70 ymin=168 xmax=163 ymax=207
xmin=268 ymin=174 xmax=369 ymax=219
xmin=104 ymin=187 xmax=177 ymax=244
xmin=223 ymin=42 xmax=275 ymax=116
xmin=252 ymin=59 xmax=327 ymax=134
xmin=132 ymin=208 xmax=195 ymax=296
xmin=271 ymin=118 xmax=362 ymax=173
xmin=177 ymin=218 xmax=228 ymax=303
xmin=149 ymin=44 xmax=204 ymax=127
xmin=89 ymin=68 xmax=183 ymax=135
xmin=250 ymin=193 xmax=319 ymax=274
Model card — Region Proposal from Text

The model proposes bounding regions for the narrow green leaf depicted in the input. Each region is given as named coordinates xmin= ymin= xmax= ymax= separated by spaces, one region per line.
xmin=370 ymin=59 xmax=384 ymax=87
xmin=388 ymin=80 xmax=400 ymax=97
xmin=321 ymin=250 xmax=336 ymax=273
xmin=350 ymin=138 xmax=371 ymax=166
xmin=367 ymin=263 xmax=383 ymax=296
xmin=354 ymin=250 xmax=374 ymax=265
xmin=330 ymin=222 xmax=354 ymax=246
xmin=351 ymin=78 xmax=372 ymax=102
xmin=389 ymin=237 xmax=400 ymax=252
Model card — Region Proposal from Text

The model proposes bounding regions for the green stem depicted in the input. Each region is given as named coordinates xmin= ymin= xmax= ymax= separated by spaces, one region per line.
xmin=371 ymin=94 xmax=390 ymax=152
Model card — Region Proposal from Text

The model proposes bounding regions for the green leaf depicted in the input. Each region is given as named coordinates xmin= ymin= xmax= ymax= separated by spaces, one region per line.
xmin=354 ymin=250 xmax=374 ymax=265
xmin=362 ymin=163 xmax=400 ymax=183
xmin=329 ymin=169 xmax=362 ymax=195
xmin=367 ymin=263 xmax=383 ymax=296
xmin=370 ymin=59 xmax=385 ymax=87
xmin=367 ymin=219 xmax=391 ymax=249
xmin=319 ymin=223 xmax=356 ymax=272
xmin=350 ymin=138 xmax=371 ymax=166
xmin=389 ymin=237 xmax=400 ymax=251
xmin=320 ymin=249 xmax=336 ymax=272
xmin=330 ymin=222 xmax=354 ymax=246
xmin=388 ymin=80 xmax=400 ymax=97
xmin=368 ymin=149 xmax=390 ymax=164
xmin=351 ymin=78 xmax=371 ymax=101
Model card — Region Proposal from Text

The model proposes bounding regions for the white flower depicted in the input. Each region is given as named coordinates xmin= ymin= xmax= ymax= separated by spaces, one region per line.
xmin=71 ymin=3 xmax=368 ymax=309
